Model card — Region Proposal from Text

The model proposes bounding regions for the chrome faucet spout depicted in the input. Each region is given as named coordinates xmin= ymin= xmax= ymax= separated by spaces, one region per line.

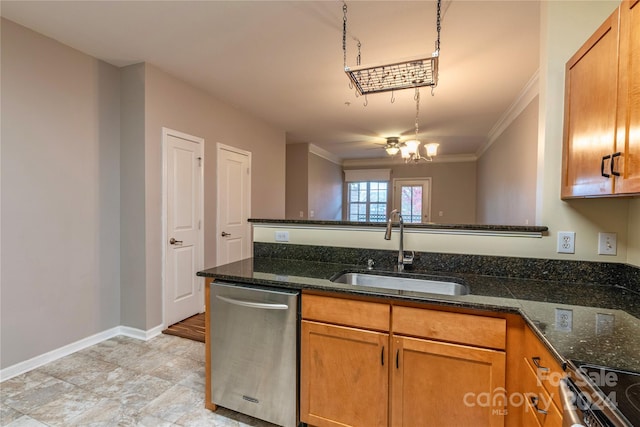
xmin=384 ymin=209 xmax=396 ymax=240
xmin=383 ymin=209 xmax=408 ymax=271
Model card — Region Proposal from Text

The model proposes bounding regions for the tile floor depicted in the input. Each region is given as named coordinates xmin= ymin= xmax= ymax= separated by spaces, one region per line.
xmin=0 ymin=334 xmax=277 ymax=426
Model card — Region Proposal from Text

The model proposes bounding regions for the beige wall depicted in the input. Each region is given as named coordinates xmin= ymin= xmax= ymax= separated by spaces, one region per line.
xmin=308 ymin=153 xmax=342 ymax=221
xmin=1 ymin=19 xmax=286 ymax=369
xmin=131 ymin=63 xmax=286 ymax=330
xmin=1 ymin=19 xmax=121 ymax=368
xmin=285 ymin=144 xmax=343 ymax=221
xmin=285 ymin=143 xmax=309 ymax=219
xmin=343 ymin=162 xmax=476 ymax=224
xmin=477 ymin=96 xmax=538 ymax=225
xmin=120 ymin=63 xmax=147 ymax=330
xmin=628 ymin=199 xmax=640 ymax=266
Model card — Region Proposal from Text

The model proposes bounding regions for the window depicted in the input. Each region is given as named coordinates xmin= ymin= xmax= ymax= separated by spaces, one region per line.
xmin=348 ymin=181 xmax=388 ymax=222
xmin=401 ymin=185 xmax=423 ymax=223
xmin=393 ymin=178 xmax=432 ymax=223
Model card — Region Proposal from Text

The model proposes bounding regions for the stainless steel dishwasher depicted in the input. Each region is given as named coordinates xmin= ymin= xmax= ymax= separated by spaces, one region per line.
xmin=210 ymin=282 xmax=299 ymax=427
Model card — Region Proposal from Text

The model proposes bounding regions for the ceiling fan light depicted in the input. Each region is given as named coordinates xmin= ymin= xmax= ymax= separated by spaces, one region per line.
xmin=386 ymin=146 xmax=399 ymax=156
xmin=425 ymin=143 xmax=439 ymax=157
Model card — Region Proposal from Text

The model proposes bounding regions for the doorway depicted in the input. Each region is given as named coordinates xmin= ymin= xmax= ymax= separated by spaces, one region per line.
xmin=216 ymin=143 xmax=252 ymax=266
xmin=393 ymin=178 xmax=433 ymax=223
xmin=162 ymin=128 xmax=204 ymax=327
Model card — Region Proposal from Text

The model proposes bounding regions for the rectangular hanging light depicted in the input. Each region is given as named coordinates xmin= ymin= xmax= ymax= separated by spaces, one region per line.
xmin=345 ymin=52 xmax=439 ymax=95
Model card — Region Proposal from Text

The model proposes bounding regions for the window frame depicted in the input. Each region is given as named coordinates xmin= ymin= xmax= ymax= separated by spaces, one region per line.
xmin=346 ymin=181 xmax=389 ymax=222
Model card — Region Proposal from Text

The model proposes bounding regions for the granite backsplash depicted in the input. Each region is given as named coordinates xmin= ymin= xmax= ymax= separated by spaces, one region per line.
xmin=253 ymin=242 xmax=640 ymax=292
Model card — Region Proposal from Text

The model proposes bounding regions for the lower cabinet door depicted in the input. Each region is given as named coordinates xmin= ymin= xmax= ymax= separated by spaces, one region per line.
xmin=391 ymin=336 xmax=506 ymax=427
xmin=300 ymin=320 xmax=389 ymax=427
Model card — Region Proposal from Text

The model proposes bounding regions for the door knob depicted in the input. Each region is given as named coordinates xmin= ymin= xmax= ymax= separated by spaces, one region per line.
xmin=169 ymin=238 xmax=183 ymax=245
xmin=221 ymin=232 xmax=231 ymax=237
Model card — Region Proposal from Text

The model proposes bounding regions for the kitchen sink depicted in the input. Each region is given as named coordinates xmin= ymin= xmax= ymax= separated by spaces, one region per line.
xmin=330 ymin=272 xmax=469 ymax=296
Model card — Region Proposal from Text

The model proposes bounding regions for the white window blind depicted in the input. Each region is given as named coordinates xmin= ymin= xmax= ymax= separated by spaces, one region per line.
xmin=343 ymin=169 xmax=391 ymax=182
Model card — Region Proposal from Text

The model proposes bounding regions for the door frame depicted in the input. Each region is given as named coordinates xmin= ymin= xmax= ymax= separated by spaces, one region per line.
xmin=392 ymin=178 xmax=433 ymax=223
xmin=216 ymin=143 xmax=252 ymax=267
xmin=161 ymin=127 xmax=205 ymax=326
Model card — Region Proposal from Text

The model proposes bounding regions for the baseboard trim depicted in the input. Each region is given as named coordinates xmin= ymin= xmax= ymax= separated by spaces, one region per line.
xmin=0 ymin=324 xmax=163 ymax=382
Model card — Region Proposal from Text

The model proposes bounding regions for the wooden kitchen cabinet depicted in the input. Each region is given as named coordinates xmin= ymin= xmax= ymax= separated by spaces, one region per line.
xmin=390 ymin=336 xmax=506 ymax=427
xmin=562 ymin=9 xmax=620 ymax=198
xmin=519 ymin=326 xmax=565 ymax=427
xmin=301 ymin=293 xmax=508 ymax=427
xmin=391 ymin=305 xmax=507 ymax=427
xmin=615 ymin=0 xmax=640 ymax=194
xmin=300 ymin=294 xmax=390 ymax=427
xmin=300 ymin=320 xmax=389 ymax=427
xmin=562 ymin=2 xmax=640 ymax=198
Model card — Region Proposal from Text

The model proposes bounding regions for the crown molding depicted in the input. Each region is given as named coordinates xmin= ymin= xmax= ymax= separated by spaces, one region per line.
xmin=476 ymin=69 xmax=540 ymax=158
xmin=308 ymin=143 xmax=342 ymax=165
xmin=342 ymin=153 xmax=477 ymax=168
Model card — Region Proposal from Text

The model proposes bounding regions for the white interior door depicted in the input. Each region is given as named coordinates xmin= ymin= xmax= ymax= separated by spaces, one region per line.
xmin=163 ymin=128 xmax=204 ymax=327
xmin=393 ymin=178 xmax=432 ymax=223
xmin=217 ymin=144 xmax=251 ymax=266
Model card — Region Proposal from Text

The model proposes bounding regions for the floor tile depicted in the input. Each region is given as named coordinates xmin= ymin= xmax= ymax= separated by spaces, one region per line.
xmin=139 ymin=384 xmax=204 ymax=423
xmin=0 ymin=335 xmax=276 ymax=427
xmin=3 ymin=376 xmax=75 ymax=413
xmin=2 ymin=415 xmax=48 ymax=427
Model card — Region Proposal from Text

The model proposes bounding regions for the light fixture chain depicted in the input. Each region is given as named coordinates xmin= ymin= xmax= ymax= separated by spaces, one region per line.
xmin=436 ymin=0 xmax=441 ymax=52
xmin=342 ymin=2 xmax=347 ymax=68
xmin=414 ymin=88 xmax=420 ymax=139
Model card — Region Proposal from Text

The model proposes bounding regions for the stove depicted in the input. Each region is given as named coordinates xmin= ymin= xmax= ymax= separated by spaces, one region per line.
xmin=561 ymin=362 xmax=640 ymax=427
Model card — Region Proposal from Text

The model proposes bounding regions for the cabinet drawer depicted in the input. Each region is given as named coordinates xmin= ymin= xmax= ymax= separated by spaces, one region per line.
xmin=302 ymin=294 xmax=390 ymax=331
xmin=393 ymin=306 xmax=506 ymax=349
xmin=524 ymin=327 xmax=565 ymax=410
xmin=522 ymin=360 xmax=563 ymax=427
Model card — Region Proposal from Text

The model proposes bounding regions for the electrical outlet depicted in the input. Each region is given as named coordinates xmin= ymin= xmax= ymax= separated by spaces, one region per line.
xmin=555 ymin=308 xmax=573 ymax=332
xmin=309 ymin=210 xmax=315 ymax=218
xmin=557 ymin=231 xmax=575 ymax=254
xmin=299 ymin=211 xmax=304 ymax=218
xmin=274 ymin=231 xmax=289 ymax=242
xmin=598 ymin=232 xmax=617 ymax=256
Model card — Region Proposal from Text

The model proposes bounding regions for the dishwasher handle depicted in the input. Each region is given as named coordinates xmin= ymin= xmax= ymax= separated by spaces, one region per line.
xmin=216 ymin=294 xmax=289 ymax=310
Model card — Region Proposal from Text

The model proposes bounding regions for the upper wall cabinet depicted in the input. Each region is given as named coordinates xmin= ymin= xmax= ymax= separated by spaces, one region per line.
xmin=562 ymin=0 xmax=640 ymax=198
xmin=616 ymin=0 xmax=640 ymax=194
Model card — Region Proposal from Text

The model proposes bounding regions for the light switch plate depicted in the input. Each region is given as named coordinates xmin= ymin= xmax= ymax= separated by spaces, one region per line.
xmin=557 ymin=231 xmax=575 ymax=254
xmin=596 ymin=313 xmax=615 ymax=335
xmin=598 ymin=232 xmax=617 ymax=255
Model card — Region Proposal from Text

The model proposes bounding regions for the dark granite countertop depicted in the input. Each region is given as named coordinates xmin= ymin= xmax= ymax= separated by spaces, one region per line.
xmin=249 ymin=218 xmax=549 ymax=234
xmin=198 ymin=256 xmax=640 ymax=373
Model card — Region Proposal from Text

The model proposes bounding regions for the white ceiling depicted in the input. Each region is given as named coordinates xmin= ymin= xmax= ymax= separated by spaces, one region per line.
xmin=1 ymin=0 xmax=540 ymax=160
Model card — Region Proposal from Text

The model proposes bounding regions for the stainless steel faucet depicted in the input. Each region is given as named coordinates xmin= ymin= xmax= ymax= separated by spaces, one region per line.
xmin=384 ymin=209 xmax=414 ymax=271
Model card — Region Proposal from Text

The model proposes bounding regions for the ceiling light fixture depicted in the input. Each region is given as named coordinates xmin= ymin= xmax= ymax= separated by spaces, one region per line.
xmin=384 ymin=137 xmax=401 ymax=156
xmin=400 ymin=88 xmax=439 ymax=163
xmin=342 ymin=0 xmax=442 ymax=96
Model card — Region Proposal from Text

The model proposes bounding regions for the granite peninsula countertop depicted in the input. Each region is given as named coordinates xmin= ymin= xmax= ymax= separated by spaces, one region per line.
xmin=197 ymin=257 xmax=640 ymax=373
xmin=249 ymin=218 xmax=549 ymax=234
